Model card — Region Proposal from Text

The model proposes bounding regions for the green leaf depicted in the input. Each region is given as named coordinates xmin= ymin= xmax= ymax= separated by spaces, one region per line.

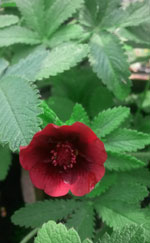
xmin=0 ymin=76 xmax=41 ymax=151
xmin=99 ymin=173 xmax=148 ymax=204
xmin=95 ymin=201 xmax=150 ymax=242
xmin=15 ymin=0 xmax=45 ymax=36
xmin=0 ymin=15 xmax=19 ymax=28
xmin=91 ymin=106 xmax=130 ymax=138
xmin=87 ymin=172 xmax=117 ymax=198
xmin=105 ymin=152 xmax=145 ymax=171
xmin=34 ymin=220 xmax=82 ymax=243
xmin=11 ymin=199 xmax=82 ymax=228
xmin=99 ymin=0 xmax=150 ymax=29
xmin=5 ymin=47 xmax=48 ymax=82
xmin=0 ymin=58 xmax=9 ymax=76
xmin=48 ymin=24 xmax=84 ymax=48
xmin=0 ymin=26 xmax=41 ymax=47
xmin=99 ymin=225 xmax=145 ymax=243
xmin=45 ymin=0 xmax=84 ymax=38
xmin=37 ymin=43 xmax=89 ymax=80
xmin=89 ymin=32 xmax=131 ymax=100
xmin=104 ymin=128 xmax=150 ymax=152
xmin=119 ymin=22 xmax=150 ymax=46
xmin=67 ymin=203 xmax=94 ymax=241
xmin=47 ymin=96 xmax=75 ymax=122
xmin=40 ymin=101 xmax=63 ymax=127
xmin=66 ymin=104 xmax=90 ymax=125
xmin=0 ymin=145 xmax=11 ymax=180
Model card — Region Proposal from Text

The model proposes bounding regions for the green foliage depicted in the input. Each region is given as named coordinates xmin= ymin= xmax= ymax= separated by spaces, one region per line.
xmin=44 ymin=0 xmax=84 ymax=38
xmin=0 ymin=145 xmax=11 ymax=180
xmin=66 ymin=104 xmax=90 ymax=125
xmin=40 ymin=101 xmax=63 ymax=127
xmin=67 ymin=202 xmax=94 ymax=241
xmin=34 ymin=220 xmax=86 ymax=243
xmin=87 ymin=172 xmax=117 ymax=198
xmin=0 ymin=76 xmax=41 ymax=151
xmin=89 ymin=32 xmax=131 ymax=100
xmin=47 ymin=96 xmax=74 ymax=122
xmin=0 ymin=15 xmax=19 ymax=28
xmin=0 ymin=26 xmax=41 ymax=47
xmin=105 ymin=152 xmax=145 ymax=171
xmin=99 ymin=225 xmax=145 ymax=243
xmin=91 ymin=106 xmax=130 ymax=138
xmin=0 ymin=58 xmax=9 ymax=76
xmin=11 ymin=199 xmax=82 ymax=228
xmin=104 ymin=128 xmax=150 ymax=152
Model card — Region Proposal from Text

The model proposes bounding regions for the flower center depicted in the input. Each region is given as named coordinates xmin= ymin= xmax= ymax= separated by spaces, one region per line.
xmin=50 ymin=142 xmax=77 ymax=170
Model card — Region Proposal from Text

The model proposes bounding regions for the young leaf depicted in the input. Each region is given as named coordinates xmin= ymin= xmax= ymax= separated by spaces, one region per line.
xmin=0 ymin=76 xmax=41 ymax=151
xmin=45 ymin=0 xmax=84 ymax=37
xmin=66 ymin=104 xmax=90 ymax=125
xmin=0 ymin=59 xmax=9 ymax=76
xmin=91 ymin=106 xmax=130 ymax=138
xmin=37 ymin=43 xmax=89 ymax=80
xmin=104 ymin=128 xmax=150 ymax=153
xmin=11 ymin=199 xmax=82 ymax=228
xmin=0 ymin=15 xmax=19 ymax=28
xmin=87 ymin=172 xmax=117 ymax=198
xmin=67 ymin=203 xmax=94 ymax=241
xmin=40 ymin=101 xmax=63 ymax=127
xmin=0 ymin=146 xmax=11 ymax=180
xmin=34 ymin=220 xmax=82 ymax=243
xmin=0 ymin=26 xmax=41 ymax=47
xmin=105 ymin=152 xmax=145 ymax=171
xmin=99 ymin=225 xmax=145 ymax=243
xmin=15 ymin=0 xmax=45 ymax=36
xmin=89 ymin=32 xmax=131 ymax=100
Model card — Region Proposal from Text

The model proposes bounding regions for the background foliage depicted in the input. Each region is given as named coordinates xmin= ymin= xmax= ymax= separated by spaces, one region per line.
xmin=0 ymin=0 xmax=150 ymax=242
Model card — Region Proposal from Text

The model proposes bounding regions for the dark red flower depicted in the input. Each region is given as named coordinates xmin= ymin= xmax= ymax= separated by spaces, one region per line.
xmin=19 ymin=122 xmax=107 ymax=197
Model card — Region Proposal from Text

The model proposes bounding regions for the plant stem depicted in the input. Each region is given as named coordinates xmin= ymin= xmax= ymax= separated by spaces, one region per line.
xmin=20 ymin=228 xmax=38 ymax=243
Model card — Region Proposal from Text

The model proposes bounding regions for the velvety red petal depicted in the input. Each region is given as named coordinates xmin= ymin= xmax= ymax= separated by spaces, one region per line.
xmin=44 ymin=174 xmax=70 ymax=197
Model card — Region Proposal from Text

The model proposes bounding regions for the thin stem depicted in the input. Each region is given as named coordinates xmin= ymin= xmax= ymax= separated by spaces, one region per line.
xmin=20 ymin=228 xmax=39 ymax=243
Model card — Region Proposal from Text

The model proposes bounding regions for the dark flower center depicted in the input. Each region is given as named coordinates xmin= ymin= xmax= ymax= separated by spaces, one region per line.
xmin=50 ymin=141 xmax=77 ymax=170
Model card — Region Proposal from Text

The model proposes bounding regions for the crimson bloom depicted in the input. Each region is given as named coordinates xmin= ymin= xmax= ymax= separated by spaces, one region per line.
xmin=19 ymin=122 xmax=107 ymax=197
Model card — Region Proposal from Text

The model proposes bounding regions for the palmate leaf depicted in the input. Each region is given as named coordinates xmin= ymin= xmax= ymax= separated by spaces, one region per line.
xmin=34 ymin=221 xmax=84 ymax=243
xmin=0 ymin=75 xmax=41 ymax=151
xmin=67 ymin=203 xmax=95 ymax=241
xmin=45 ymin=0 xmax=84 ymax=38
xmin=11 ymin=199 xmax=82 ymax=228
xmin=91 ymin=106 xmax=130 ymax=138
xmin=0 ymin=15 xmax=19 ymax=28
xmin=99 ymin=225 xmax=145 ymax=243
xmin=0 ymin=26 xmax=41 ymax=47
xmin=104 ymin=128 xmax=150 ymax=152
xmin=89 ymin=32 xmax=131 ymax=100
xmin=95 ymin=201 xmax=150 ymax=242
xmin=105 ymin=152 xmax=145 ymax=171
xmin=15 ymin=0 xmax=45 ymax=36
xmin=0 ymin=145 xmax=11 ymax=180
